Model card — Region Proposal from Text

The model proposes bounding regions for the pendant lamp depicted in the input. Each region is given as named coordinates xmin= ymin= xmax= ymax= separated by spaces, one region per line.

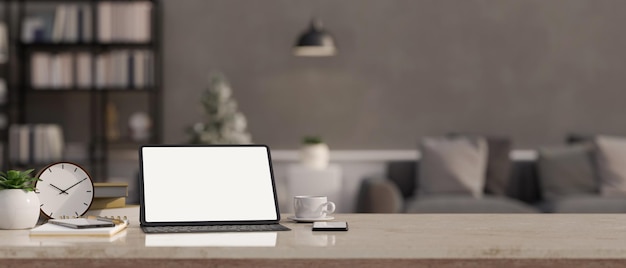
xmin=293 ymin=19 xmax=337 ymax=57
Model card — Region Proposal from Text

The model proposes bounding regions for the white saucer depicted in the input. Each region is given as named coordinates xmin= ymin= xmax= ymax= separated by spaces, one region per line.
xmin=287 ymin=216 xmax=335 ymax=223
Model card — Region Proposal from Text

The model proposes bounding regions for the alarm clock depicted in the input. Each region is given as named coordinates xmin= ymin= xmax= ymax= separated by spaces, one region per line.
xmin=35 ymin=162 xmax=95 ymax=219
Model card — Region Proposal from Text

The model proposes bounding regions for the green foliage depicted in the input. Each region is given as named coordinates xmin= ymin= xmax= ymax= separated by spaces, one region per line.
xmin=302 ymin=136 xmax=324 ymax=145
xmin=0 ymin=169 xmax=41 ymax=192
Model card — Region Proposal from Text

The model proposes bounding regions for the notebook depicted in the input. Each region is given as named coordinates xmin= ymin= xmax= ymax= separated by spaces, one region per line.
xmin=139 ymin=145 xmax=290 ymax=233
xmin=30 ymin=217 xmax=129 ymax=237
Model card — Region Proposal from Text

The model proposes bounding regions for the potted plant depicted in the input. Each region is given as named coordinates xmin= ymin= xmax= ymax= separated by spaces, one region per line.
xmin=299 ymin=136 xmax=330 ymax=170
xmin=0 ymin=169 xmax=41 ymax=229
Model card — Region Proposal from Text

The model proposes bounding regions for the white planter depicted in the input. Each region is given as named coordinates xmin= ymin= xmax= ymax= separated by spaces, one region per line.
xmin=299 ymin=143 xmax=330 ymax=170
xmin=0 ymin=189 xmax=40 ymax=229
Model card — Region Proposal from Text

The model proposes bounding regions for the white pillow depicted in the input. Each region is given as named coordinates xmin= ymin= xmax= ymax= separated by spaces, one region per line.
xmin=417 ymin=136 xmax=488 ymax=198
xmin=595 ymin=135 xmax=626 ymax=197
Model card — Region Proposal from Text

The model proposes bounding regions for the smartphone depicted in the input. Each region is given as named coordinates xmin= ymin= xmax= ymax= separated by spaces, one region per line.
xmin=48 ymin=218 xmax=115 ymax=229
xmin=312 ymin=221 xmax=348 ymax=231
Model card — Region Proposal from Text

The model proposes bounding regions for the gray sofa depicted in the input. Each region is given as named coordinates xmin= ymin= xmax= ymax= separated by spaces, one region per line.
xmin=356 ymin=159 xmax=626 ymax=213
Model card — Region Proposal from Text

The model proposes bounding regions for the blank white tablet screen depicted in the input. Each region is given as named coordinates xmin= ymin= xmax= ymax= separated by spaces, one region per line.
xmin=141 ymin=146 xmax=279 ymax=222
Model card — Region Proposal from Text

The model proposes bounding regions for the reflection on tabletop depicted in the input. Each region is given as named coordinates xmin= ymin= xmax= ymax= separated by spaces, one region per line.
xmin=144 ymin=232 xmax=278 ymax=247
xmin=293 ymin=232 xmax=336 ymax=247
xmin=144 ymin=230 xmax=337 ymax=247
xmin=0 ymin=230 xmax=128 ymax=247
xmin=29 ymin=230 xmax=128 ymax=246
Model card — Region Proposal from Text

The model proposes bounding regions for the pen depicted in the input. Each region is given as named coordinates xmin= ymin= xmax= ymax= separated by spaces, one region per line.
xmin=86 ymin=216 xmax=128 ymax=225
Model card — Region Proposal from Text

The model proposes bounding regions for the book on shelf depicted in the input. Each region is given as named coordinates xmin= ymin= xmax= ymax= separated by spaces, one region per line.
xmin=20 ymin=3 xmax=153 ymax=44
xmin=76 ymin=52 xmax=92 ymax=88
xmin=31 ymin=52 xmax=75 ymax=89
xmin=9 ymin=124 xmax=64 ymax=165
xmin=0 ymin=22 xmax=7 ymax=63
xmin=64 ymin=5 xmax=79 ymax=43
xmin=93 ymin=182 xmax=128 ymax=198
xmin=31 ymin=50 xmax=154 ymax=89
xmin=31 ymin=52 xmax=50 ymax=88
xmin=98 ymin=1 xmax=152 ymax=43
xmin=24 ymin=4 xmax=92 ymax=44
xmin=90 ymin=197 xmax=126 ymax=210
xmin=21 ymin=2 xmax=151 ymax=44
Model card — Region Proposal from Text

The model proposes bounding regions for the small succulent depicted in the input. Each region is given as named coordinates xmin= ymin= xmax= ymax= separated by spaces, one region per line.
xmin=0 ymin=169 xmax=41 ymax=192
xmin=302 ymin=136 xmax=324 ymax=145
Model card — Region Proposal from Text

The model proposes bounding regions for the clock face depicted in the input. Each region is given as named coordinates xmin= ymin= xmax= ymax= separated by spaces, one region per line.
xmin=35 ymin=162 xmax=94 ymax=219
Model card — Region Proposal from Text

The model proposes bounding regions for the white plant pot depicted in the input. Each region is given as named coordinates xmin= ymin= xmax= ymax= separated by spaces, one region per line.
xmin=300 ymin=143 xmax=330 ymax=170
xmin=0 ymin=189 xmax=40 ymax=229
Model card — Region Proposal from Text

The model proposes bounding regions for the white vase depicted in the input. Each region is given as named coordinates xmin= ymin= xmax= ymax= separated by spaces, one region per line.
xmin=0 ymin=189 xmax=40 ymax=229
xmin=300 ymin=143 xmax=330 ymax=170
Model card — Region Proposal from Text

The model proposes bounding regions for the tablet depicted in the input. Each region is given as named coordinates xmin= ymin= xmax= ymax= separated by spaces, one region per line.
xmin=48 ymin=218 xmax=115 ymax=229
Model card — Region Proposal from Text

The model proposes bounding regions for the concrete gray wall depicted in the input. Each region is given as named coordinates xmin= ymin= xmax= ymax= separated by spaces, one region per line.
xmin=164 ymin=0 xmax=626 ymax=149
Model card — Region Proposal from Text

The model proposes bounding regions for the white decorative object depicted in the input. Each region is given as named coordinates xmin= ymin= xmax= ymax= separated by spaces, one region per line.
xmin=129 ymin=112 xmax=151 ymax=142
xmin=0 ymin=189 xmax=40 ymax=229
xmin=300 ymin=142 xmax=330 ymax=170
xmin=187 ymin=72 xmax=252 ymax=144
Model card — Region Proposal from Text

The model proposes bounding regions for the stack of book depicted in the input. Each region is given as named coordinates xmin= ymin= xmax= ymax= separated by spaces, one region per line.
xmin=91 ymin=182 xmax=128 ymax=210
xmin=30 ymin=50 xmax=154 ymax=89
xmin=22 ymin=4 xmax=93 ymax=43
xmin=98 ymin=1 xmax=152 ymax=43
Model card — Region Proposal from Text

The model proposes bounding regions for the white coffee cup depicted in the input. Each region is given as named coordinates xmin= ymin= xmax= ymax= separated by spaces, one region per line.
xmin=294 ymin=195 xmax=336 ymax=219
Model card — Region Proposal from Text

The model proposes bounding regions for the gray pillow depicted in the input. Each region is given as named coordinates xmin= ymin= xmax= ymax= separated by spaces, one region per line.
xmin=417 ymin=136 xmax=488 ymax=198
xmin=446 ymin=134 xmax=513 ymax=196
xmin=482 ymin=136 xmax=512 ymax=196
xmin=595 ymin=135 xmax=626 ymax=197
xmin=537 ymin=144 xmax=598 ymax=201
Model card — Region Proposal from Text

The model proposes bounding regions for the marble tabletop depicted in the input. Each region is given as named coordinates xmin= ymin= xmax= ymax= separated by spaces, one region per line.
xmin=1 ymin=207 xmax=626 ymax=267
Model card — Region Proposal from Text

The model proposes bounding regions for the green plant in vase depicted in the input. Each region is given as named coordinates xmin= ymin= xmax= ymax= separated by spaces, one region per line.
xmin=0 ymin=169 xmax=40 ymax=191
xmin=300 ymin=135 xmax=330 ymax=170
xmin=302 ymin=136 xmax=324 ymax=145
xmin=0 ymin=169 xmax=42 ymax=229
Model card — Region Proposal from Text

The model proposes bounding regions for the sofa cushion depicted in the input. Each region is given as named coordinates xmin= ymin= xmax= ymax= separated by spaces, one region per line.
xmin=540 ymin=195 xmax=626 ymax=213
xmin=446 ymin=134 xmax=513 ymax=196
xmin=537 ymin=144 xmax=598 ymax=201
xmin=418 ymin=136 xmax=488 ymax=198
xmin=356 ymin=178 xmax=404 ymax=213
xmin=386 ymin=161 xmax=417 ymax=199
xmin=595 ymin=135 xmax=626 ymax=197
xmin=405 ymin=195 xmax=538 ymax=213
xmin=483 ymin=136 xmax=513 ymax=196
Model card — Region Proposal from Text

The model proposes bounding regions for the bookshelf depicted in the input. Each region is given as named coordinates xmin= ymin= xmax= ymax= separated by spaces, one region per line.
xmin=0 ymin=0 xmax=11 ymax=170
xmin=6 ymin=0 xmax=161 ymax=181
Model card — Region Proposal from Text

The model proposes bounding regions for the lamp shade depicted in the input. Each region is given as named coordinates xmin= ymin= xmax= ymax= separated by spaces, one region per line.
xmin=293 ymin=19 xmax=337 ymax=57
